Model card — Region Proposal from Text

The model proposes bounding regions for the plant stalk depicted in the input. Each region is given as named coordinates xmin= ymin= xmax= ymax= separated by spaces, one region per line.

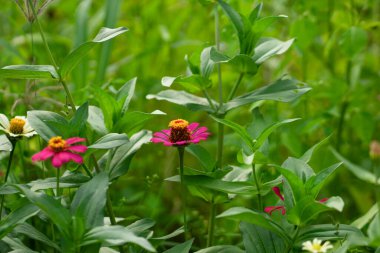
xmin=178 ymin=146 xmax=188 ymax=239
xmin=56 ymin=167 xmax=60 ymax=197
xmin=252 ymin=163 xmax=262 ymax=210
xmin=0 ymin=140 xmax=17 ymax=219
xmin=227 ymin=73 xmax=244 ymax=101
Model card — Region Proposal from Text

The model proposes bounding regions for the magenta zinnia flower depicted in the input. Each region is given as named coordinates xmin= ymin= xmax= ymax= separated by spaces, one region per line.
xmin=151 ymin=119 xmax=210 ymax=146
xmin=32 ymin=136 xmax=87 ymax=168
xmin=264 ymin=187 xmax=328 ymax=215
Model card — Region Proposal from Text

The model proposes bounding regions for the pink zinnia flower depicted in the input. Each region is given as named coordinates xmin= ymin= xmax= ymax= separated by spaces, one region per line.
xmin=264 ymin=187 xmax=328 ymax=215
xmin=32 ymin=136 xmax=87 ymax=168
xmin=151 ymin=119 xmax=210 ymax=146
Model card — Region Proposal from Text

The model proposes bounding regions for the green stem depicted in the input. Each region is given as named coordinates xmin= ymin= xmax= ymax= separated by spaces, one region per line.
xmin=202 ymin=89 xmax=217 ymax=112
xmin=106 ymin=190 xmax=125 ymax=253
xmin=252 ymin=163 xmax=262 ymax=210
xmin=178 ymin=146 xmax=188 ymax=239
xmin=207 ymin=4 xmax=223 ymax=247
xmin=0 ymin=140 xmax=17 ymax=219
xmin=82 ymin=164 xmax=93 ymax=178
xmin=28 ymin=0 xmax=76 ymax=112
xmin=285 ymin=226 xmax=300 ymax=253
xmin=56 ymin=167 xmax=60 ymax=197
xmin=227 ymin=73 xmax=244 ymax=101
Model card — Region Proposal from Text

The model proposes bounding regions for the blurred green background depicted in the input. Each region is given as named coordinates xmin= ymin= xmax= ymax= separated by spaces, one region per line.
xmin=0 ymin=0 xmax=379 ymax=247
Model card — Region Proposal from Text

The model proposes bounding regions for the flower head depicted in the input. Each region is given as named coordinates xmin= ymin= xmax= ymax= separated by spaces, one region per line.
xmin=302 ymin=238 xmax=333 ymax=253
xmin=32 ymin=136 xmax=87 ymax=168
xmin=0 ymin=114 xmax=37 ymax=139
xmin=151 ymin=119 xmax=210 ymax=147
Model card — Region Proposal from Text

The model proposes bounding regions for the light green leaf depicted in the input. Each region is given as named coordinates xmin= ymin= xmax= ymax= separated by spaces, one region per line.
xmin=351 ymin=204 xmax=378 ymax=229
xmin=27 ymin=110 xmax=68 ymax=141
xmin=28 ymin=173 xmax=90 ymax=191
xmin=186 ymin=145 xmax=216 ymax=172
xmin=117 ymin=77 xmax=137 ymax=115
xmin=0 ymin=65 xmax=58 ymax=79
xmin=195 ymin=245 xmax=244 ymax=253
xmin=88 ymin=106 xmax=108 ymax=135
xmin=300 ymin=136 xmax=331 ymax=163
xmin=252 ymin=38 xmax=294 ymax=64
xmin=60 ymin=27 xmax=128 ymax=77
xmin=88 ymin=133 xmax=129 ymax=149
xmin=224 ymin=78 xmax=311 ymax=112
xmin=161 ymin=75 xmax=211 ymax=93
xmin=340 ymin=26 xmax=367 ymax=58
xmin=146 ymin=90 xmax=216 ymax=113
xmin=14 ymin=223 xmax=59 ymax=250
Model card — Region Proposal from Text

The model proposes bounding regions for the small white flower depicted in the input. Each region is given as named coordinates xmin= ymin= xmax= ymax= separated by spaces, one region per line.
xmin=0 ymin=114 xmax=37 ymax=138
xmin=302 ymin=238 xmax=333 ymax=253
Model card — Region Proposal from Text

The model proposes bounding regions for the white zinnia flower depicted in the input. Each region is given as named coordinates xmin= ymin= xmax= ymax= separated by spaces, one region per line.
xmin=302 ymin=238 xmax=333 ymax=253
xmin=0 ymin=114 xmax=37 ymax=138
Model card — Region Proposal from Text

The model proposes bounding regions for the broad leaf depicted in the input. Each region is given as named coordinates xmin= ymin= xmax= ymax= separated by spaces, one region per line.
xmin=351 ymin=204 xmax=378 ymax=229
xmin=186 ymin=145 xmax=216 ymax=172
xmin=0 ymin=65 xmax=58 ymax=79
xmin=70 ymin=102 xmax=89 ymax=134
xmin=161 ymin=75 xmax=211 ymax=93
xmin=28 ymin=173 xmax=90 ymax=191
xmin=27 ymin=110 xmax=68 ymax=141
xmin=14 ymin=223 xmax=59 ymax=250
xmin=195 ymin=245 xmax=244 ymax=253
xmin=60 ymin=27 xmax=128 ymax=77
xmin=88 ymin=133 xmax=129 ymax=149
xmin=252 ymin=38 xmax=294 ymax=64
xmin=163 ymin=239 xmax=193 ymax=253
xmin=117 ymin=77 xmax=137 ymax=115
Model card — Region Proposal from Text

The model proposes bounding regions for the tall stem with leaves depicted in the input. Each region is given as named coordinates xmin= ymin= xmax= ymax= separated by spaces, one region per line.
xmin=177 ymin=146 xmax=189 ymax=239
xmin=0 ymin=140 xmax=17 ymax=219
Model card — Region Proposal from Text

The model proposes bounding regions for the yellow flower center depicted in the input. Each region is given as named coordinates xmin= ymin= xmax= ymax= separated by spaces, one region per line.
xmin=9 ymin=118 xmax=26 ymax=134
xmin=48 ymin=136 xmax=67 ymax=152
xmin=311 ymin=243 xmax=322 ymax=251
xmin=168 ymin=119 xmax=189 ymax=129
xmin=168 ymin=119 xmax=191 ymax=143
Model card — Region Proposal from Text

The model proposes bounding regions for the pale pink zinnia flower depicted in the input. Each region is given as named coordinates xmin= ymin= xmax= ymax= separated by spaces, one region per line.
xmin=32 ymin=136 xmax=87 ymax=168
xmin=151 ymin=119 xmax=210 ymax=146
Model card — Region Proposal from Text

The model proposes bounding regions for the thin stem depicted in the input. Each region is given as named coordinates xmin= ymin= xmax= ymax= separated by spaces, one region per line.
xmin=178 ymin=147 xmax=188 ymax=239
xmin=56 ymin=167 xmax=60 ymax=197
xmin=28 ymin=0 xmax=76 ymax=112
xmin=0 ymin=140 xmax=17 ymax=219
xmin=82 ymin=164 xmax=93 ymax=178
xmin=202 ymin=89 xmax=217 ymax=112
xmin=106 ymin=190 xmax=125 ymax=253
xmin=227 ymin=73 xmax=244 ymax=101
xmin=285 ymin=226 xmax=300 ymax=253
xmin=252 ymin=163 xmax=262 ymax=210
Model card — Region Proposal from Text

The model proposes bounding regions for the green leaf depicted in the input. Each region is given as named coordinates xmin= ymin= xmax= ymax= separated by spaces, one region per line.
xmin=330 ymin=147 xmax=379 ymax=184
xmin=210 ymin=115 xmax=254 ymax=150
xmin=368 ymin=214 xmax=380 ymax=245
xmin=281 ymin=157 xmax=315 ymax=182
xmin=186 ymin=145 xmax=216 ymax=172
xmin=351 ymin=203 xmax=378 ymax=229
xmin=0 ymin=135 xmax=12 ymax=151
xmin=200 ymin=47 xmax=215 ymax=78
xmin=71 ymin=172 xmax=109 ymax=229
xmin=223 ymin=78 xmax=311 ymax=112
xmin=88 ymin=133 xmax=129 ymax=149
xmin=340 ymin=26 xmax=367 ymax=58
xmin=217 ymin=207 xmax=290 ymax=243
xmin=94 ymin=89 xmax=117 ymax=131
xmin=163 ymin=239 xmax=194 ymax=253
xmin=162 ymin=75 xmax=211 ymax=93
xmin=13 ymin=185 xmax=71 ymax=239
xmin=195 ymin=245 xmax=244 ymax=253
xmin=210 ymin=49 xmax=258 ymax=75
xmin=2 ymin=236 xmax=38 ymax=253
xmin=0 ymin=65 xmax=58 ymax=79
xmin=305 ymin=163 xmax=342 ymax=198
xmin=296 ymin=224 xmax=364 ymax=244
xmin=60 ymin=27 xmax=128 ymax=77
xmin=252 ymin=15 xmax=288 ymax=39
xmin=27 ymin=110 xmax=69 ymax=141
xmin=113 ymin=110 xmax=165 ymax=136
xmin=0 ymin=202 xmax=39 ymax=239
xmin=69 ymin=102 xmax=89 ymax=133
xmin=252 ymin=38 xmax=294 ymax=64
xmin=146 ymin=90 xmax=216 ymax=113
xmin=109 ymin=130 xmax=152 ymax=180
xmin=274 ymin=166 xmax=305 ymax=203
xmin=88 ymin=106 xmax=108 ymax=135
xmin=14 ymin=223 xmax=59 ymax=250
xmin=116 ymin=77 xmax=137 ymax=115
xmin=28 ymin=173 xmax=90 ymax=191
xmin=240 ymin=222 xmax=286 ymax=253
xmin=300 ymin=136 xmax=331 ymax=163
xmin=253 ymin=118 xmax=300 ymax=151
xmin=82 ymin=225 xmax=155 ymax=252
xmin=126 ymin=218 xmax=155 ymax=235
xmin=249 ymin=3 xmax=263 ymax=22
xmin=287 ymin=196 xmax=344 ymax=225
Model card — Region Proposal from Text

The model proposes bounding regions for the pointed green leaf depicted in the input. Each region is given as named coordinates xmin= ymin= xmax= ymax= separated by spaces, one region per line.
xmin=27 ymin=110 xmax=69 ymax=141
xmin=88 ymin=133 xmax=129 ymax=149
xmin=14 ymin=223 xmax=59 ymax=250
xmin=300 ymin=136 xmax=331 ymax=163
xmin=351 ymin=204 xmax=378 ymax=229
xmin=252 ymin=38 xmax=294 ymax=64
xmin=0 ymin=65 xmax=58 ymax=79
xmin=195 ymin=245 xmax=244 ymax=253
xmin=163 ymin=239 xmax=194 ymax=253
xmin=117 ymin=77 xmax=137 ymax=115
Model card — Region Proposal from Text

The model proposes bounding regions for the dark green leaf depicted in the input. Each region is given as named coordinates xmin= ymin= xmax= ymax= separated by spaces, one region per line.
xmin=186 ymin=145 xmax=216 ymax=172
xmin=300 ymin=136 xmax=331 ymax=163
xmin=69 ymin=102 xmax=89 ymax=133
xmin=28 ymin=173 xmax=90 ymax=191
xmin=14 ymin=223 xmax=59 ymax=250
xmin=88 ymin=133 xmax=129 ymax=149
xmin=195 ymin=245 xmax=244 ymax=253
xmin=163 ymin=239 xmax=193 ymax=253
xmin=117 ymin=77 xmax=137 ymax=115
xmin=305 ymin=163 xmax=342 ymax=198
xmin=27 ymin=110 xmax=68 ymax=141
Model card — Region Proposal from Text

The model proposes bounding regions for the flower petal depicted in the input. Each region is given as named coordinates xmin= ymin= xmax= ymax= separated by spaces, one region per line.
xmin=264 ymin=205 xmax=286 ymax=215
xmin=51 ymin=154 xmax=63 ymax=168
xmin=188 ymin=122 xmax=199 ymax=132
xmin=32 ymin=147 xmax=55 ymax=161
xmin=66 ymin=145 xmax=87 ymax=153
xmin=153 ymin=131 xmax=170 ymax=139
xmin=0 ymin=114 xmax=10 ymax=129
xmin=52 ymin=151 xmax=84 ymax=167
xmin=23 ymin=131 xmax=38 ymax=138
xmin=272 ymin=187 xmax=285 ymax=201
xmin=66 ymin=137 xmax=86 ymax=145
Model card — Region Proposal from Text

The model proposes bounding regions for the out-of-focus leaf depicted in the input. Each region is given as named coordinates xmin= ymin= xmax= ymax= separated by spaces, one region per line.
xmin=28 ymin=173 xmax=90 ymax=191
xmin=163 ymin=239 xmax=193 ymax=253
xmin=339 ymin=26 xmax=367 ymax=58
xmin=146 ymin=90 xmax=216 ymax=113
xmin=0 ymin=65 xmax=58 ymax=79
xmin=88 ymin=133 xmax=129 ymax=149
xmin=223 ymin=78 xmax=311 ymax=112
xmin=161 ymin=75 xmax=211 ymax=93
xmin=186 ymin=145 xmax=215 ymax=172
xmin=351 ymin=204 xmax=378 ymax=229
xmin=69 ymin=102 xmax=89 ymax=135
xmin=82 ymin=225 xmax=155 ymax=252
xmin=0 ymin=135 xmax=12 ymax=151
xmin=70 ymin=172 xmax=109 ymax=229
xmin=60 ymin=27 xmax=128 ymax=77
xmin=195 ymin=245 xmax=244 ymax=253
xmin=2 ymin=236 xmax=38 ymax=253
xmin=240 ymin=222 xmax=286 ymax=253
xmin=368 ymin=214 xmax=380 ymax=245
xmin=300 ymin=136 xmax=331 ymax=163
xmin=331 ymin=148 xmax=379 ymax=184
xmin=116 ymin=77 xmax=137 ymax=115
xmin=14 ymin=223 xmax=59 ymax=250
xmin=305 ymin=163 xmax=342 ymax=198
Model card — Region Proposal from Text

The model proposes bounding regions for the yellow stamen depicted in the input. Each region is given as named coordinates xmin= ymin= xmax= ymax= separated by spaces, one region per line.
xmin=9 ymin=118 xmax=26 ymax=134
xmin=169 ymin=119 xmax=189 ymax=129
xmin=48 ymin=136 xmax=67 ymax=152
